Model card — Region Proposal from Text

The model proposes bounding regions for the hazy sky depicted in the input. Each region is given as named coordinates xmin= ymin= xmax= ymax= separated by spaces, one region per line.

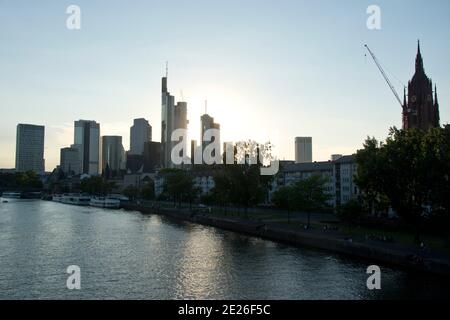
xmin=1 ymin=0 xmax=449 ymax=170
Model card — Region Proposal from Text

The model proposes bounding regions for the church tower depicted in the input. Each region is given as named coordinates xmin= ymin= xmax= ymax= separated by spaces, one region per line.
xmin=402 ymin=41 xmax=440 ymax=130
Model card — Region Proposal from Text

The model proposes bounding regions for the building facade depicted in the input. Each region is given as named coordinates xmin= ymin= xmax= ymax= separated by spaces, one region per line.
xmin=15 ymin=124 xmax=45 ymax=174
xmin=143 ymin=141 xmax=162 ymax=173
xmin=60 ymin=146 xmax=81 ymax=175
xmin=333 ymin=155 xmax=359 ymax=206
xmin=402 ymin=41 xmax=440 ymax=130
xmin=295 ymin=137 xmax=312 ymax=164
xmin=101 ymin=136 xmax=125 ymax=174
xmin=201 ymin=113 xmax=221 ymax=163
xmin=271 ymin=155 xmax=359 ymax=208
xmin=161 ymin=74 xmax=188 ymax=168
xmin=74 ymin=120 xmax=100 ymax=175
xmin=130 ymin=118 xmax=152 ymax=155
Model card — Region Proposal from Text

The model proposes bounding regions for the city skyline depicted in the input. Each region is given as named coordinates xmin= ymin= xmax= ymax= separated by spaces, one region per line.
xmin=1 ymin=0 xmax=449 ymax=171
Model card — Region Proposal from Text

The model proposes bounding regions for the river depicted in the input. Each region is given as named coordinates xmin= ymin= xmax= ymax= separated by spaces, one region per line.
xmin=1 ymin=200 xmax=449 ymax=299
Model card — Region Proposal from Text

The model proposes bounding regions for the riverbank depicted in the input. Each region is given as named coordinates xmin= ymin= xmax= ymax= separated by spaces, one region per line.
xmin=123 ymin=203 xmax=450 ymax=279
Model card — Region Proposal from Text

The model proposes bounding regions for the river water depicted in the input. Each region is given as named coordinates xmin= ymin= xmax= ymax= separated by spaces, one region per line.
xmin=1 ymin=200 xmax=449 ymax=300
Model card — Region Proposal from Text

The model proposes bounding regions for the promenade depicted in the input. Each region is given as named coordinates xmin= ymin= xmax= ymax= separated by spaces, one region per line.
xmin=123 ymin=202 xmax=450 ymax=279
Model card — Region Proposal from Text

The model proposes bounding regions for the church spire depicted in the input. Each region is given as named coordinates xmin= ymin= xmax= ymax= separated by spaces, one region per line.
xmin=415 ymin=39 xmax=424 ymax=74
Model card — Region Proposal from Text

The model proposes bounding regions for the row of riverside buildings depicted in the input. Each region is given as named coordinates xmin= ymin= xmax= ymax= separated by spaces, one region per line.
xmin=9 ymin=42 xmax=442 ymax=208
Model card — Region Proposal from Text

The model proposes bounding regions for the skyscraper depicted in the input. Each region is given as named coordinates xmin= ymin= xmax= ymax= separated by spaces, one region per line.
xmin=295 ymin=137 xmax=312 ymax=164
xmin=143 ymin=141 xmax=162 ymax=173
xmin=101 ymin=136 xmax=125 ymax=174
xmin=15 ymin=124 xmax=45 ymax=174
xmin=74 ymin=120 xmax=100 ymax=175
xmin=201 ymin=113 xmax=221 ymax=163
xmin=402 ymin=41 xmax=440 ymax=130
xmin=60 ymin=146 xmax=81 ymax=175
xmin=130 ymin=118 xmax=152 ymax=155
xmin=160 ymin=70 xmax=188 ymax=168
xmin=161 ymin=74 xmax=175 ymax=168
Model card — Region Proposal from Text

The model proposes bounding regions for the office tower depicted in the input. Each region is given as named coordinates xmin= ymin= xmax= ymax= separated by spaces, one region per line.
xmin=15 ymin=124 xmax=45 ymax=174
xmin=101 ymin=136 xmax=125 ymax=174
xmin=295 ymin=137 xmax=312 ymax=164
xmin=126 ymin=153 xmax=144 ymax=174
xmin=74 ymin=120 xmax=100 ymax=175
xmin=161 ymin=71 xmax=188 ymax=168
xmin=201 ymin=113 xmax=221 ymax=163
xmin=143 ymin=141 xmax=162 ymax=173
xmin=402 ymin=41 xmax=440 ymax=130
xmin=60 ymin=146 xmax=81 ymax=175
xmin=161 ymin=74 xmax=175 ymax=168
xmin=130 ymin=118 xmax=152 ymax=155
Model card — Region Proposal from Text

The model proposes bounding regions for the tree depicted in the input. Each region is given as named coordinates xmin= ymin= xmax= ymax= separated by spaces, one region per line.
xmin=291 ymin=174 xmax=332 ymax=228
xmin=162 ymin=169 xmax=197 ymax=208
xmin=272 ymin=186 xmax=295 ymax=222
xmin=211 ymin=140 xmax=274 ymax=215
xmin=336 ymin=200 xmax=366 ymax=230
xmin=355 ymin=127 xmax=450 ymax=243
xmin=354 ymin=138 xmax=390 ymax=217
xmin=80 ymin=176 xmax=115 ymax=195
xmin=123 ymin=185 xmax=139 ymax=201
xmin=0 ymin=171 xmax=43 ymax=191
xmin=141 ymin=180 xmax=155 ymax=200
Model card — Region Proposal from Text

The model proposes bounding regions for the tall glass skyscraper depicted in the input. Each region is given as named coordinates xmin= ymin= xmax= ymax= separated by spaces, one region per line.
xmin=15 ymin=124 xmax=45 ymax=174
xmin=161 ymin=72 xmax=188 ymax=168
xmin=74 ymin=120 xmax=100 ymax=175
xmin=102 ymin=136 xmax=125 ymax=174
xmin=130 ymin=118 xmax=152 ymax=155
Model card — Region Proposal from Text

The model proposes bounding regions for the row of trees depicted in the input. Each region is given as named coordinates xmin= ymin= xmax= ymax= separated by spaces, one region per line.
xmin=272 ymin=174 xmax=332 ymax=226
xmin=79 ymin=176 xmax=117 ymax=195
xmin=157 ymin=168 xmax=199 ymax=207
xmin=355 ymin=126 xmax=450 ymax=240
xmin=0 ymin=171 xmax=43 ymax=191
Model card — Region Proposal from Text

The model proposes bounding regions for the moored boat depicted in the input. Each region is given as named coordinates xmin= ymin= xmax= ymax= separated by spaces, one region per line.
xmin=90 ymin=196 xmax=121 ymax=209
xmin=60 ymin=194 xmax=91 ymax=206
xmin=1 ymin=192 xmax=22 ymax=200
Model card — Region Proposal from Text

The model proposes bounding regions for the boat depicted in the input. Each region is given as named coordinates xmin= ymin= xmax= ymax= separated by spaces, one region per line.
xmin=90 ymin=196 xmax=121 ymax=209
xmin=60 ymin=194 xmax=91 ymax=206
xmin=1 ymin=192 xmax=22 ymax=199
xmin=52 ymin=194 xmax=63 ymax=202
xmin=107 ymin=194 xmax=130 ymax=204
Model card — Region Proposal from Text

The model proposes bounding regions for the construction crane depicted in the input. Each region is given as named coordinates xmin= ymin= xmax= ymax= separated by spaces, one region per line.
xmin=364 ymin=44 xmax=404 ymax=108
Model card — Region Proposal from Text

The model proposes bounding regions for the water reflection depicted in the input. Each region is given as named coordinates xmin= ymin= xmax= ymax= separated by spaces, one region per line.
xmin=0 ymin=200 xmax=450 ymax=300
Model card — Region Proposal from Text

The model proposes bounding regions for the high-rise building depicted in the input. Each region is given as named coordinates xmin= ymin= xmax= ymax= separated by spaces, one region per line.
xmin=60 ymin=146 xmax=81 ymax=175
xmin=161 ymin=71 xmax=188 ymax=168
xmin=101 ymin=136 xmax=125 ymax=174
xmin=295 ymin=137 xmax=312 ymax=164
xmin=161 ymin=75 xmax=175 ymax=168
xmin=126 ymin=153 xmax=144 ymax=174
xmin=402 ymin=41 xmax=440 ymax=130
xmin=201 ymin=113 xmax=220 ymax=163
xmin=74 ymin=120 xmax=100 ymax=175
xmin=143 ymin=141 xmax=162 ymax=173
xmin=130 ymin=118 xmax=152 ymax=155
xmin=15 ymin=124 xmax=45 ymax=174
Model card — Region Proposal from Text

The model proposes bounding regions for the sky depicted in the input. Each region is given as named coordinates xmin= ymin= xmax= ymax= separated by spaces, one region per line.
xmin=0 ymin=0 xmax=449 ymax=171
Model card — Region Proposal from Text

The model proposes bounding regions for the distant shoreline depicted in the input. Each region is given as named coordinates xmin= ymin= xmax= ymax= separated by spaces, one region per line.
xmin=123 ymin=203 xmax=450 ymax=280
